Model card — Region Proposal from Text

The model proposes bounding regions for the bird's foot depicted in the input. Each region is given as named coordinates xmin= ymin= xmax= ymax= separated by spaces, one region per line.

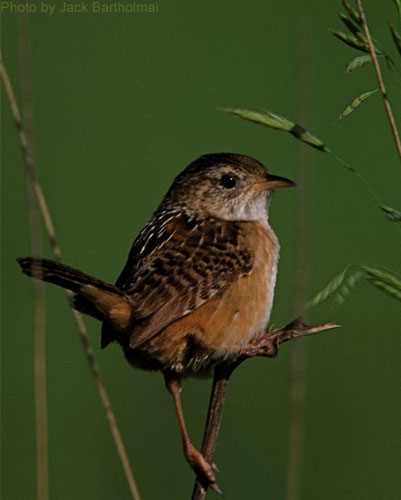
xmin=239 ymin=334 xmax=277 ymax=358
xmin=184 ymin=443 xmax=222 ymax=494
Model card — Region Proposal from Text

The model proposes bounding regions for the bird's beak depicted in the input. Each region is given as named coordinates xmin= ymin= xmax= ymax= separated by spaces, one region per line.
xmin=252 ymin=173 xmax=296 ymax=192
xmin=265 ymin=173 xmax=296 ymax=189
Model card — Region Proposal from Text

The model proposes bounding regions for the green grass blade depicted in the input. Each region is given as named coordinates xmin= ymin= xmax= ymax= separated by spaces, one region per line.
xmin=342 ymin=0 xmax=362 ymax=26
xmin=361 ymin=266 xmax=401 ymax=291
xmin=380 ymin=205 xmax=401 ymax=222
xmin=362 ymin=266 xmax=401 ymax=303
xmin=306 ymin=267 xmax=362 ymax=309
xmin=221 ymin=106 xmax=355 ymax=171
xmin=393 ymin=0 xmax=401 ymax=21
xmin=345 ymin=54 xmax=372 ymax=72
xmin=306 ymin=265 xmax=401 ymax=310
xmin=307 ymin=268 xmax=347 ymax=309
xmin=338 ymin=11 xmax=363 ymax=38
xmin=334 ymin=271 xmax=363 ymax=306
xmin=337 ymin=89 xmax=379 ymax=121
xmin=221 ymin=107 xmax=328 ymax=150
xmin=221 ymin=107 xmax=293 ymax=131
xmin=390 ymin=23 xmax=401 ymax=57
xmin=325 ymin=149 xmax=355 ymax=171
xmin=330 ymin=29 xmax=369 ymax=52
xmin=288 ymin=122 xmax=328 ymax=151
xmin=366 ymin=280 xmax=401 ymax=301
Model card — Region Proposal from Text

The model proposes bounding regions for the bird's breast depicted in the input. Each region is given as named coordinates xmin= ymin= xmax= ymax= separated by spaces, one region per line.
xmin=206 ymin=220 xmax=279 ymax=351
xmin=127 ymin=220 xmax=280 ymax=375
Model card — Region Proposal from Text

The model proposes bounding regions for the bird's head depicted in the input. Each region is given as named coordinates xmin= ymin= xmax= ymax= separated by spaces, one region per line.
xmin=164 ymin=153 xmax=295 ymax=221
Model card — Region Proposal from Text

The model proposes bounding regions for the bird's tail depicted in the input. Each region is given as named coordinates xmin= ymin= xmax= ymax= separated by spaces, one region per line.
xmin=17 ymin=257 xmax=132 ymax=331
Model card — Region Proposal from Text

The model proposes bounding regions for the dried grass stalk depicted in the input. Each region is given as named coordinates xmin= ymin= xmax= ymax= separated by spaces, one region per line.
xmin=0 ymin=54 xmax=142 ymax=500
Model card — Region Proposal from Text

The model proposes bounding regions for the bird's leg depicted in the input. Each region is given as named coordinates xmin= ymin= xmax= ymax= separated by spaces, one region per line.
xmin=164 ymin=373 xmax=218 ymax=490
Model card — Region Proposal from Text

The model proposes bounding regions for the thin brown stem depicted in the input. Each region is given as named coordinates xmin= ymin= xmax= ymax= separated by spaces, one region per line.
xmin=191 ymin=365 xmax=235 ymax=500
xmin=32 ymin=282 xmax=48 ymax=500
xmin=190 ymin=319 xmax=340 ymax=499
xmin=285 ymin=17 xmax=313 ymax=500
xmin=285 ymin=342 xmax=307 ymax=500
xmin=356 ymin=0 xmax=401 ymax=162
xmin=1 ymin=54 xmax=141 ymax=500
xmin=15 ymin=18 xmax=48 ymax=500
xmin=72 ymin=310 xmax=142 ymax=500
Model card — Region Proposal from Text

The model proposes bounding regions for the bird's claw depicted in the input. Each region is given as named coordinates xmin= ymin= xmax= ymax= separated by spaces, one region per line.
xmin=184 ymin=443 xmax=222 ymax=493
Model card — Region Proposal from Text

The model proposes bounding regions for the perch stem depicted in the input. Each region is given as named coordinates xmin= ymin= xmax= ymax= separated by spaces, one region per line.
xmin=190 ymin=319 xmax=340 ymax=499
xmin=356 ymin=0 xmax=401 ymax=162
xmin=191 ymin=365 xmax=235 ymax=500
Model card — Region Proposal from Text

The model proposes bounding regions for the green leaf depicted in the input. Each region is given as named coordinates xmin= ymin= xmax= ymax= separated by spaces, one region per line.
xmin=221 ymin=107 xmax=293 ymax=132
xmin=337 ymin=89 xmax=378 ymax=121
xmin=221 ymin=107 xmax=329 ymax=151
xmin=342 ymin=0 xmax=362 ymax=26
xmin=307 ymin=269 xmax=347 ymax=308
xmin=367 ymin=280 xmax=401 ymax=301
xmin=330 ymin=29 xmax=369 ymax=52
xmin=361 ymin=266 xmax=401 ymax=290
xmin=221 ymin=107 xmax=354 ymax=171
xmin=361 ymin=266 xmax=401 ymax=303
xmin=380 ymin=205 xmax=401 ymax=222
xmin=393 ymin=0 xmax=401 ymax=21
xmin=345 ymin=54 xmax=372 ymax=72
xmin=306 ymin=267 xmax=362 ymax=309
xmin=390 ymin=23 xmax=401 ymax=57
xmin=306 ymin=265 xmax=401 ymax=310
xmin=338 ymin=11 xmax=364 ymax=39
xmin=288 ymin=122 xmax=328 ymax=151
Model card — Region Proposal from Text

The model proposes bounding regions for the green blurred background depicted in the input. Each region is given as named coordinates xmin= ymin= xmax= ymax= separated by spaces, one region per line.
xmin=2 ymin=1 xmax=401 ymax=499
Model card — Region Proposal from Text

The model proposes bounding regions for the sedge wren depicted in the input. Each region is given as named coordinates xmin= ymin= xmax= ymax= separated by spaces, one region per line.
xmin=18 ymin=153 xmax=294 ymax=490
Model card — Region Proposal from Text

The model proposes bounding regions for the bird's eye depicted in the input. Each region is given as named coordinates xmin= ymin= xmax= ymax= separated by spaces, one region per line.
xmin=219 ymin=174 xmax=236 ymax=189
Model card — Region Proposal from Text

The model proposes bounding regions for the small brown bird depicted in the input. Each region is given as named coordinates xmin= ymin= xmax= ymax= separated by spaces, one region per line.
xmin=17 ymin=153 xmax=294 ymax=490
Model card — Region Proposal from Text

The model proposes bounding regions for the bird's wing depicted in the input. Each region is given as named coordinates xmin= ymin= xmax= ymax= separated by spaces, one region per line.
xmin=117 ymin=210 xmax=253 ymax=349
